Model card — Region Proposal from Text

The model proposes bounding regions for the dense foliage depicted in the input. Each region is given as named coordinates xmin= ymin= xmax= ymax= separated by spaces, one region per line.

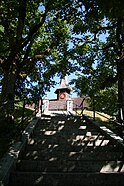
xmin=0 ymin=0 xmax=124 ymax=123
xmin=0 ymin=0 xmax=78 ymax=122
xmin=70 ymin=0 xmax=124 ymax=120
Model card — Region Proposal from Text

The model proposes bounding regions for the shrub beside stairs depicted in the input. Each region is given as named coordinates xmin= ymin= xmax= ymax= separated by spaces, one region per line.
xmin=8 ymin=115 xmax=124 ymax=186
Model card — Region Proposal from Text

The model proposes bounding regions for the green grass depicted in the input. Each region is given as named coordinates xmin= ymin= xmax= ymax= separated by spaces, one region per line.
xmin=0 ymin=105 xmax=35 ymax=159
xmin=82 ymin=109 xmax=123 ymax=138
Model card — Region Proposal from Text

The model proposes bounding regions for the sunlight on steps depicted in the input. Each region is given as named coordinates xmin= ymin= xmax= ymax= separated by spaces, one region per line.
xmin=4 ymin=115 xmax=124 ymax=186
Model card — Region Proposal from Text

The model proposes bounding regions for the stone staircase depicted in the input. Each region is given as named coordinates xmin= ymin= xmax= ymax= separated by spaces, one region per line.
xmin=8 ymin=115 xmax=124 ymax=186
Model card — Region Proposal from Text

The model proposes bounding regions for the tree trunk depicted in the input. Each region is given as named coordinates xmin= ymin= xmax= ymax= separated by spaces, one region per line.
xmin=0 ymin=69 xmax=17 ymax=122
xmin=118 ymin=57 xmax=124 ymax=124
xmin=116 ymin=18 xmax=124 ymax=124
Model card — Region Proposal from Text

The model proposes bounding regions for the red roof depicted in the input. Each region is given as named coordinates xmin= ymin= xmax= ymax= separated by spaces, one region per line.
xmin=49 ymin=97 xmax=88 ymax=110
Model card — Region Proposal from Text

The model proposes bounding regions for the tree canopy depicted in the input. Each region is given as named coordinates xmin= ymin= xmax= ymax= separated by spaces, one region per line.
xmin=0 ymin=0 xmax=124 ymax=123
xmin=69 ymin=0 xmax=124 ymax=120
xmin=0 ymin=0 xmax=78 ymax=121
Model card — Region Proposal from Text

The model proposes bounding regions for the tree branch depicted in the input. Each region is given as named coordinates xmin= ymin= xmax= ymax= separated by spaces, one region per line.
xmin=16 ymin=0 xmax=28 ymax=44
xmin=94 ymin=24 xmax=117 ymax=35
xmin=0 ymin=48 xmax=10 ymax=54
xmin=34 ymin=48 xmax=51 ymax=59
xmin=22 ymin=0 xmax=53 ymax=48
xmin=116 ymin=17 xmax=124 ymax=52
xmin=7 ymin=0 xmax=52 ymax=64
xmin=100 ymin=74 xmax=118 ymax=89
xmin=20 ymin=42 xmax=55 ymax=75
xmin=103 ymin=43 xmax=120 ymax=56
xmin=23 ymin=37 xmax=34 ymax=62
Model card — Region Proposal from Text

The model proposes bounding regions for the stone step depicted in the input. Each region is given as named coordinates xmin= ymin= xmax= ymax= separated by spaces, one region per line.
xmin=17 ymin=160 xmax=124 ymax=173
xmin=7 ymin=116 xmax=124 ymax=186
xmin=28 ymin=140 xmax=112 ymax=149
xmin=36 ymin=119 xmax=93 ymax=125
xmin=29 ymin=134 xmax=110 ymax=145
xmin=33 ymin=129 xmax=101 ymax=137
xmin=28 ymin=139 xmax=111 ymax=149
xmin=34 ymin=126 xmax=97 ymax=135
xmin=34 ymin=124 xmax=97 ymax=132
xmin=33 ymin=121 xmax=104 ymax=138
xmin=36 ymin=118 xmax=91 ymax=125
xmin=9 ymin=172 xmax=124 ymax=186
xmin=23 ymin=148 xmax=124 ymax=161
xmin=37 ymin=118 xmax=90 ymax=123
xmin=33 ymin=132 xmax=104 ymax=138
xmin=25 ymin=151 xmax=124 ymax=161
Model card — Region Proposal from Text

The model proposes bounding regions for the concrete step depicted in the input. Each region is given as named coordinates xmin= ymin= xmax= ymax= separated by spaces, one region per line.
xmin=9 ymin=172 xmax=124 ymax=186
xmin=17 ymin=160 xmax=124 ymax=173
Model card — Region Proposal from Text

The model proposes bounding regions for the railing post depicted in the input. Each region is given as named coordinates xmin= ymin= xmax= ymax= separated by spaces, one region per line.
xmin=43 ymin=97 xmax=49 ymax=113
xmin=67 ymin=98 xmax=73 ymax=113
xmin=93 ymin=97 xmax=96 ymax=121
xmin=21 ymin=98 xmax=26 ymax=131
xmin=122 ymin=130 xmax=124 ymax=143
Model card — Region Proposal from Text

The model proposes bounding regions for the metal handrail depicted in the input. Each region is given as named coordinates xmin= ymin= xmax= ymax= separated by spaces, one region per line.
xmin=93 ymin=111 xmax=124 ymax=142
xmin=73 ymin=100 xmax=85 ymax=116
